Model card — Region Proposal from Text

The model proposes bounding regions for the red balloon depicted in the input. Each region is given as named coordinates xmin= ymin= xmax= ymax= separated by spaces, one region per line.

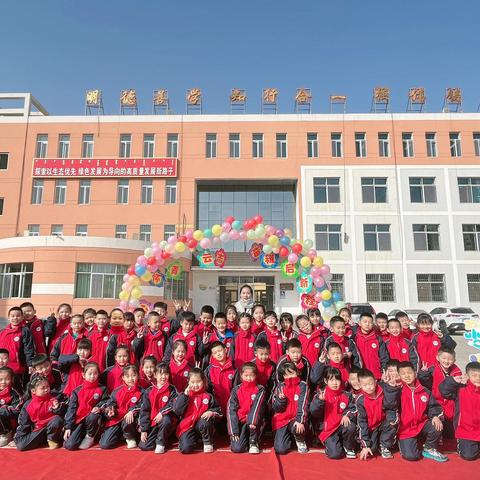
xmin=243 ymin=220 xmax=250 ymax=229
xmin=161 ymin=251 xmax=171 ymax=259
xmin=292 ymin=243 xmax=303 ymax=254
xmin=254 ymin=215 xmax=263 ymax=224
xmin=127 ymin=266 xmax=135 ymax=276
xmin=147 ymin=257 xmax=156 ymax=266
xmin=279 ymin=246 xmax=289 ymax=257
xmin=178 ymin=236 xmax=187 ymax=243
xmin=187 ymin=239 xmax=197 ymax=249
xmin=225 ymin=216 xmax=235 ymax=224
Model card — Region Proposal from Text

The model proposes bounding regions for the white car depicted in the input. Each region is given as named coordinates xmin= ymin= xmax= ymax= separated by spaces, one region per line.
xmin=388 ymin=309 xmax=427 ymax=323
xmin=430 ymin=307 xmax=479 ymax=334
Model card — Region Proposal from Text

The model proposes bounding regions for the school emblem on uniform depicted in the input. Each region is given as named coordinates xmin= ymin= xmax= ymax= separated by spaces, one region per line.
xmin=402 ymin=348 xmax=407 ymax=354
xmin=433 ymin=341 xmax=439 ymax=346
xmin=189 ymin=341 xmax=195 ymax=346
xmin=371 ymin=343 xmax=377 ymax=349
xmin=0 ymin=399 xmax=5 ymax=405
xmin=93 ymin=393 xmax=100 ymax=399
xmin=340 ymin=402 xmax=347 ymax=409
xmin=421 ymin=395 xmax=427 ymax=403
xmin=183 ymin=371 xmax=189 ymax=376
xmin=345 ymin=347 xmax=350 ymax=352
xmin=103 ymin=336 xmax=109 ymax=341
xmin=131 ymin=396 xmax=138 ymax=403
xmin=163 ymin=327 xmax=169 ymax=332
xmin=36 ymin=326 xmax=42 ymax=332
xmin=202 ymin=398 xmax=209 ymax=405
xmin=251 ymin=394 xmax=256 ymax=400
xmin=157 ymin=341 xmax=163 ymax=346
xmin=162 ymin=395 xmax=169 ymax=402
xmin=248 ymin=342 xmax=254 ymax=347
xmin=13 ymin=336 xmax=19 ymax=342
xmin=277 ymin=339 xmax=282 ymax=344
xmin=314 ymin=343 xmax=320 ymax=348
xmin=294 ymin=394 xmax=299 ymax=401
xmin=226 ymin=342 xmax=231 ymax=348
xmin=228 ymin=374 xmax=234 ymax=380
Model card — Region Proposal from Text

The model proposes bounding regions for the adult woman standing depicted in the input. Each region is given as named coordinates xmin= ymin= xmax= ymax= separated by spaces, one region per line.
xmin=235 ymin=284 xmax=254 ymax=314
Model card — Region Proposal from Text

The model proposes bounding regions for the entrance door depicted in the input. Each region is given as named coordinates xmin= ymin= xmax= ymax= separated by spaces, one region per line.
xmin=218 ymin=275 xmax=275 ymax=312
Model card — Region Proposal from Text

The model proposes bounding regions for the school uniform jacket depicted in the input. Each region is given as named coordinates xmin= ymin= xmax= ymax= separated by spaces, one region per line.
xmin=0 ymin=324 xmax=35 ymax=374
xmin=205 ymin=358 xmax=236 ymax=415
xmin=50 ymin=328 xmax=88 ymax=363
xmin=256 ymin=329 xmax=284 ymax=363
xmin=15 ymin=394 xmax=64 ymax=434
xmin=298 ymin=329 xmax=325 ymax=367
xmin=275 ymin=354 xmax=311 ymax=384
xmin=0 ymin=385 xmax=22 ymax=420
xmin=64 ymin=381 xmax=107 ymax=429
xmin=384 ymin=335 xmax=418 ymax=364
xmin=439 ymin=376 xmax=480 ymax=441
xmin=173 ymin=390 xmax=222 ymax=437
xmin=310 ymin=359 xmax=350 ymax=387
xmin=324 ymin=334 xmax=361 ymax=368
xmin=231 ymin=329 xmax=256 ymax=368
xmin=26 ymin=317 xmax=47 ymax=355
xmin=104 ymin=383 xmax=143 ymax=427
xmin=100 ymin=364 xmax=125 ymax=393
xmin=139 ymin=383 xmax=177 ymax=431
xmin=87 ymin=328 xmax=111 ymax=372
xmin=106 ymin=329 xmax=137 ymax=367
xmin=58 ymin=354 xmax=85 ymax=397
xmin=251 ymin=358 xmax=276 ymax=393
xmin=163 ymin=330 xmax=204 ymax=365
xmin=44 ymin=316 xmax=71 ymax=353
xmin=227 ymin=382 xmax=266 ymax=436
xmin=209 ymin=330 xmax=234 ymax=357
xmin=133 ymin=328 xmax=167 ymax=363
xmin=353 ymin=330 xmax=389 ymax=379
xmin=30 ymin=369 xmax=63 ymax=397
xmin=410 ymin=331 xmax=457 ymax=369
xmin=397 ymin=381 xmax=443 ymax=440
xmin=169 ymin=359 xmax=192 ymax=393
xmin=271 ymin=378 xmax=309 ymax=431
xmin=310 ymin=387 xmax=356 ymax=442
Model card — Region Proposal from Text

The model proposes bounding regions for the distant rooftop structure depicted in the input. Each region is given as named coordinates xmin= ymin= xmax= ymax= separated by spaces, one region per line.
xmin=0 ymin=93 xmax=48 ymax=117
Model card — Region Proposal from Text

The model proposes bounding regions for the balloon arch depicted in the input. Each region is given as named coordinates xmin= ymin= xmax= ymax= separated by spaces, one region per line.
xmin=118 ymin=215 xmax=345 ymax=318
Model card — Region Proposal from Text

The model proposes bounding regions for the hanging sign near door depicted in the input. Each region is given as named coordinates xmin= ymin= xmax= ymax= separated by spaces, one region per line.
xmin=260 ymin=252 xmax=279 ymax=268
xmin=197 ymin=249 xmax=227 ymax=268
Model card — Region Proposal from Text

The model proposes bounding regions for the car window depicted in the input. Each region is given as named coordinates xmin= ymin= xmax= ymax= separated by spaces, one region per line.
xmin=451 ymin=308 xmax=474 ymax=314
xmin=351 ymin=305 xmax=374 ymax=315
xmin=431 ymin=308 xmax=439 ymax=314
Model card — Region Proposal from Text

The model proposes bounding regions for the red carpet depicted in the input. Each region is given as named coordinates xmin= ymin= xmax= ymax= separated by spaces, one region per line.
xmin=0 ymin=445 xmax=476 ymax=480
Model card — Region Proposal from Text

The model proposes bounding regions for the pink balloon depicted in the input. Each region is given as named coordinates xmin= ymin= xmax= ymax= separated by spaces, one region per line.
xmin=137 ymin=255 xmax=147 ymax=266
xmin=310 ymin=266 xmax=320 ymax=277
xmin=120 ymin=301 xmax=128 ymax=311
xmin=167 ymin=235 xmax=177 ymax=245
xmin=123 ymin=274 xmax=130 ymax=282
xmin=222 ymin=222 xmax=232 ymax=232
xmin=151 ymin=242 xmax=159 ymax=249
xmin=319 ymin=265 xmax=331 ymax=275
xmin=308 ymin=249 xmax=317 ymax=259
xmin=220 ymin=232 xmax=230 ymax=243
xmin=200 ymin=238 xmax=211 ymax=249
xmin=147 ymin=264 xmax=157 ymax=272
xmin=152 ymin=247 xmax=160 ymax=256
xmin=213 ymin=237 xmax=221 ymax=245
xmin=185 ymin=229 xmax=194 ymax=239
xmin=265 ymin=225 xmax=275 ymax=236
xmin=156 ymin=257 xmax=165 ymax=266
xmin=288 ymin=253 xmax=298 ymax=264
xmin=230 ymin=230 xmax=240 ymax=240
xmin=314 ymin=276 xmax=325 ymax=288
xmin=314 ymin=292 xmax=323 ymax=303
xmin=239 ymin=231 xmax=247 ymax=240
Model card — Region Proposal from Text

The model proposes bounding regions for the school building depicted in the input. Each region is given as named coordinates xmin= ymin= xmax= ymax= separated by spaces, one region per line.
xmin=0 ymin=91 xmax=479 ymax=319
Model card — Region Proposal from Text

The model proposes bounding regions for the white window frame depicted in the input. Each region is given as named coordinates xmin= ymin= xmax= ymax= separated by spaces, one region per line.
xmin=229 ymin=133 xmax=240 ymax=158
xmin=307 ymin=133 xmax=318 ymax=158
xmin=413 ymin=224 xmax=440 ymax=251
xmin=409 ymin=177 xmax=437 ymax=203
xmin=402 ymin=132 xmax=414 ymax=157
xmin=51 ymin=224 xmax=63 ymax=236
xmin=361 ymin=177 xmax=387 ymax=203
xmin=331 ymin=133 xmax=342 ymax=157
xmin=425 ymin=132 xmax=437 ymax=157
xmin=165 ymin=179 xmax=177 ymax=204
xmin=31 ymin=179 xmax=44 ymax=205
xmin=139 ymin=224 xmax=152 ymax=242
xmin=76 ymin=224 xmax=88 ymax=237
xmin=314 ymin=224 xmax=342 ymax=251
xmin=0 ymin=263 xmax=34 ymax=299
xmin=28 ymin=224 xmax=40 ymax=236
xmin=78 ymin=179 xmax=91 ymax=205
xmin=81 ymin=134 xmax=94 ymax=158
xmin=252 ymin=133 xmax=264 ymax=158
xmin=206 ymin=133 xmax=217 ymax=158
xmin=57 ymin=134 xmax=70 ymax=158
xmin=0 ymin=152 xmax=9 ymax=170
xmin=416 ymin=273 xmax=447 ymax=302
xmin=141 ymin=178 xmax=153 ymax=204
xmin=313 ymin=177 xmax=340 ymax=203
xmin=115 ymin=224 xmax=127 ymax=239
xmin=276 ymin=133 xmax=287 ymax=158
xmin=366 ymin=273 xmax=395 ymax=302
xmin=449 ymin=132 xmax=462 ymax=157
xmin=355 ymin=132 xmax=367 ymax=157
xmin=378 ymin=132 xmax=390 ymax=157
xmin=36 ymin=134 xmax=48 ymax=158
xmin=75 ymin=263 xmax=127 ymax=299
xmin=164 ymin=224 xmax=176 ymax=241
xmin=473 ymin=133 xmax=480 ymax=157
xmin=119 ymin=134 xmax=132 ymax=158
xmin=363 ymin=224 xmax=391 ymax=251
xmin=167 ymin=133 xmax=179 ymax=157
xmin=117 ymin=179 xmax=129 ymax=204
xmin=54 ymin=179 xmax=67 ymax=205
xmin=462 ymin=224 xmax=480 ymax=251
xmin=143 ymin=134 xmax=155 ymax=158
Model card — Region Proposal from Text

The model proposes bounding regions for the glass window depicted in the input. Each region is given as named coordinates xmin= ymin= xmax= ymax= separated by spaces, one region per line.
xmin=119 ymin=134 xmax=131 ymax=158
xmin=141 ymin=178 xmax=153 ymax=204
xmin=416 ymin=274 xmax=446 ymax=302
xmin=76 ymin=224 xmax=88 ymax=236
xmin=206 ymin=133 xmax=217 ymax=158
xmin=164 ymin=224 xmax=176 ymax=241
xmin=0 ymin=153 xmax=9 ymax=170
xmin=307 ymin=133 xmax=318 ymax=158
xmin=314 ymin=224 xmax=342 ymax=250
xmin=31 ymin=179 xmax=44 ymax=205
xmin=330 ymin=273 xmax=344 ymax=299
xmin=378 ymin=133 xmax=390 ymax=157
xmin=276 ymin=134 xmax=287 ymax=158
xmin=449 ymin=132 xmax=462 ymax=157
xmin=51 ymin=224 xmax=63 ymax=236
xmin=355 ymin=132 xmax=367 ymax=157
xmin=115 ymin=224 xmax=127 ymax=239
xmin=229 ymin=133 xmax=240 ymax=158
xmin=363 ymin=224 xmax=391 ymax=251
xmin=36 ymin=134 xmax=48 ymax=158
xmin=0 ymin=198 xmax=4 ymax=215
xmin=331 ymin=133 xmax=342 ymax=157
xmin=409 ymin=177 xmax=437 ymax=203
xmin=167 ymin=134 xmax=178 ymax=157
xmin=81 ymin=134 xmax=94 ymax=158
xmin=252 ymin=133 xmax=263 ymax=158
xmin=164 ymin=271 xmax=188 ymax=300
xmin=0 ymin=263 xmax=34 ymax=299
xmin=361 ymin=177 xmax=387 ymax=203
xmin=425 ymin=132 xmax=437 ymax=157
xmin=75 ymin=263 xmax=127 ymax=299
xmin=165 ymin=179 xmax=177 ymax=204
xmin=467 ymin=273 xmax=480 ymax=302
xmin=413 ymin=224 xmax=440 ymax=251
xmin=117 ymin=179 xmax=129 ymax=204
xmin=458 ymin=177 xmax=480 ymax=203
xmin=78 ymin=179 xmax=91 ymax=205
xmin=57 ymin=134 xmax=70 ymax=158
xmin=28 ymin=224 xmax=40 ymax=236
xmin=462 ymin=224 xmax=480 ymax=251
xmin=143 ymin=134 xmax=155 ymax=158
xmin=402 ymin=132 xmax=414 ymax=157
xmin=139 ymin=224 xmax=151 ymax=242
xmin=366 ymin=274 xmax=395 ymax=302
xmin=54 ymin=179 xmax=67 ymax=204
xmin=473 ymin=133 xmax=480 ymax=157
xmin=313 ymin=177 xmax=340 ymax=203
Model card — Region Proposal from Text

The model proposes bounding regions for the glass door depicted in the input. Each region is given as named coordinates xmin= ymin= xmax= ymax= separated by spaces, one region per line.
xmin=218 ymin=275 xmax=275 ymax=312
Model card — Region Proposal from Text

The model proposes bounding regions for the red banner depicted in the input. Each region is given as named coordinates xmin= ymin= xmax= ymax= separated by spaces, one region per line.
xmin=32 ymin=158 xmax=177 ymax=178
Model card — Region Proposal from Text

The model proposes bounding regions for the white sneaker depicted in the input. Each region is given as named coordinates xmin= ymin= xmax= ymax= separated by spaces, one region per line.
xmin=295 ymin=440 xmax=308 ymax=454
xmin=154 ymin=444 xmax=165 ymax=454
xmin=78 ymin=435 xmax=95 ymax=450
xmin=249 ymin=444 xmax=260 ymax=454
xmin=0 ymin=432 xmax=13 ymax=448
xmin=126 ymin=439 xmax=137 ymax=449
xmin=380 ymin=446 xmax=393 ymax=459
xmin=344 ymin=448 xmax=356 ymax=459
xmin=203 ymin=443 xmax=214 ymax=453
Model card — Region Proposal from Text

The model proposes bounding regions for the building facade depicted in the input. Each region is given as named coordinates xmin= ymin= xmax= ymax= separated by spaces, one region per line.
xmin=0 ymin=93 xmax=479 ymax=318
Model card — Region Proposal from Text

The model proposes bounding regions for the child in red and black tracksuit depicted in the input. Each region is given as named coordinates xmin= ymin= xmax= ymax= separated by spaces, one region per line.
xmin=169 ymin=340 xmax=192 ymax=393
xmin=397 ymin=361 xmax=447 ymax=462
xmin=396 ymin=311 xmax=415 ymax=341
xmin=271 ymin=361 xmax=309 ymax=454
xmin=87 ymin=310 xmax=111 ymax=372
xmin=31 ymin=354 xmax=62 ymax=397
xmin=20 ymin=302 xmax=47 ymax=355
xmin=375 ymin=312 xmax=390 ymax=343
xmin=58 ymin=338 xmax=92 ymax=397
xmin=310 ymin=342 xmax=350 ymax=387
xmin=356 ymin=368 xmax=399 ymax=460
xmin=139 ymin=356 xmax=157 ymax=389
xmin=63 ymin=362 xmax=108 ymax=450
xmin=0 ymin=307 xmax=35 ymax=377
xmin=44 ymin=303 xmax=72 ymax=353
xmin=205 ymin=341 xmax=235 ymax=417
xmin=324 ymin=316 xmax=361 ymax=369
xmin=100 ymin=346 xmax=130 ymax=393
xmin=279 ymin=312 xmax=297 ymax=342
xmin=50 ymin=314 xmax=87 ymax=364
xmin=209 ymin=313 xmax=234 ymax=357
xmin=307 ymin=308 xmax=329 ymax=336
xmin=163 ymin=311 xmax=205 ymax=366
xmin=99 ymin=364 xmax=143 ymax=449
xmin=251 ymin=341 xmax=276 ymax=395
xmin=107 ymin=312 xmax=137 ymax=367
xmin=0 ymin=366 xmax=22 ymax=446
xmin=310 ymin=366 xmax=357 ymax=459
xmin=296 ymin=315 xmax=325 ymax=368
xmin=232 ymin=313 xmax=256 ymax=369
xmin=14 ymin=375 xmax=65 ymax=451
xmin=418 ymin=346 xmax=462 ymax=438
xmin=138 ymin=362 xmax=178 ymax=454
xmin=173 ymin=368 xmax=222 ymax=453
xmin=354 ymin=313 xmax=389 ymax=380
xmin=133 ymin=311 xmax=167 ymax=364
xmin=227 ymin=362 xmax=266 ymax=454
xmin=385 ymin=318 xmax=418 ymax=364
xmin=276 ymin=338 xmax=311 ymax=384
xmin=256 ymin=311 xmax=284 ymax=363
xmin=439 ymin=361 xmax=480 ymax=461
xmin=251 ymin=304 xmax=265 ymax=336
xmin=152 ymin=301 xmax=177 ymax=337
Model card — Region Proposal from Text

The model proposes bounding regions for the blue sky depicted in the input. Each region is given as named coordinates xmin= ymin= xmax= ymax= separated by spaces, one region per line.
xmin=1 ymin=0 xmax=479 ymax=115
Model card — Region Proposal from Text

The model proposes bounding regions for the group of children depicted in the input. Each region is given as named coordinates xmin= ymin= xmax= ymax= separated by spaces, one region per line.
xmin=0 ymin=292 xmax=479 ymax=463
